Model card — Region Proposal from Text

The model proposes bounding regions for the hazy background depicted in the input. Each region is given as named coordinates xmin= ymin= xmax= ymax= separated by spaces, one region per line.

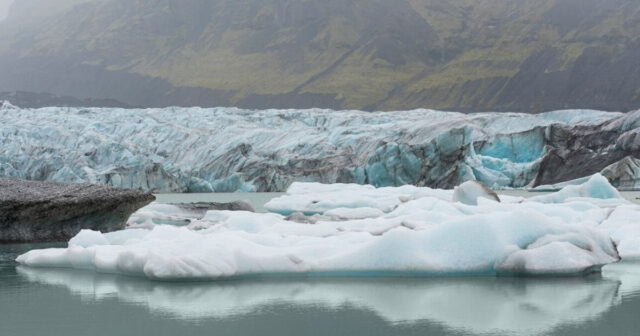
xmin=0 ymin=0 xmax=639 ymax=112
xmin=0 ymin=0 xmax=13 ymax=21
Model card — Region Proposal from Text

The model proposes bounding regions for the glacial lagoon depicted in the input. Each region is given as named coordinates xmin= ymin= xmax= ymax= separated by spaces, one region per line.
xmin=2 ymin=191 xmax=640 ymax=335
xmin=2 ymin=243 xmax=640 ymax=336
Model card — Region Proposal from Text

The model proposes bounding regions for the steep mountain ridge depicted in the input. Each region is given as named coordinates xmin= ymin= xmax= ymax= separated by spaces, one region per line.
xmin=1 ymin=0 xmax=639 ymax=111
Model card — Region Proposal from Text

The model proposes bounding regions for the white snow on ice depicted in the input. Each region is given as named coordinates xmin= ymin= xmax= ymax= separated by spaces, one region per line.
xmin=16 ymin=174 xmax=634 ymax=280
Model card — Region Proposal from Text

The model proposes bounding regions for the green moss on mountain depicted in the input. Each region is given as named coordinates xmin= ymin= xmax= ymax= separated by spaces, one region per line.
xmin=0 ymin=0 xmax=639 ymax=111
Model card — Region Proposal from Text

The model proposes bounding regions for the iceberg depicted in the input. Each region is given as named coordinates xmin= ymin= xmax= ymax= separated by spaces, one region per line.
xmin=265 ymin=183 xmax=452 ymax=215
xmin=528 ymin=174 xmax=623 ymax=203
xmin=1 ymin=102 xmax=637 ymax=192
xmin=452 ymin=180 xmax=501 ymax=205
xmin=126 ymin=201 xmax=255 ymax=228
xmin=17 ymin=175 xmax=630 ymax=280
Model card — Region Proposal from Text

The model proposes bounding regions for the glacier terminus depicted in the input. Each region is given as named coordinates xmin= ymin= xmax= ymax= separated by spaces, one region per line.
xmin=1 ymin=101 xmax=640 ymax=192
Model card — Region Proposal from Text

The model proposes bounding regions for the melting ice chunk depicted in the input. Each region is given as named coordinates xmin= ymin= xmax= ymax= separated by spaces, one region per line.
xmin=529 ymin=174 xmax=623 ymax=203
xmin=16 ymin=175 xmax=632 ymax=280
xmin=452 ymin=180 xmax=501 ymax=206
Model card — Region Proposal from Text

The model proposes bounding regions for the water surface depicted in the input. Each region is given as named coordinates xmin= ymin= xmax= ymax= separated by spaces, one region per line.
xmin=154 ymin=191 xmax=640 ymax=212
xmin=3 ymin=192 xmax=640 ymax=335
xmin=2 ymin=245 xmax=640 ymax=335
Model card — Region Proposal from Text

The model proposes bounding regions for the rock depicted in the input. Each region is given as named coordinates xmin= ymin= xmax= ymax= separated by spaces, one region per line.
xmin=453 ymin=181 xmax=501 ymax=206
xmin=0 ymin=178 xmax=155 ymax=243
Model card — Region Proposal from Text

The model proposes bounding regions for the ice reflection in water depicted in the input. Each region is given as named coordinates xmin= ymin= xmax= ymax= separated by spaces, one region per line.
xmin=17 ymin=262 xmax=640 ymax=335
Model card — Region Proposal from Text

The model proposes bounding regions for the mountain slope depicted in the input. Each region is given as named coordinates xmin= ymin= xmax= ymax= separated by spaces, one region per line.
xmin=1 ymin=0 xmax=639 ymax=111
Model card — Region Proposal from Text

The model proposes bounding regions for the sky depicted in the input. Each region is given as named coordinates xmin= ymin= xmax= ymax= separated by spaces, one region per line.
xmin=0 ymin=0 xmax=13 ymax=21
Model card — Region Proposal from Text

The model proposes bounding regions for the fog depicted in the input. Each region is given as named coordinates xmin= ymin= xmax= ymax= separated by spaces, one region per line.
xmin=0 ymin=0 xmax=13 ymax=21
xmin=0 ymin=0 xmax=638 ymax=112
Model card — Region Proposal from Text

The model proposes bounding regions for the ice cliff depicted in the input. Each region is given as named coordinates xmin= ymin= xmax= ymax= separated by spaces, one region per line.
xmin=1 ymin=102 xmax=639 ymax=192
xmin=17 ymin=175 xmax=633 ymax=279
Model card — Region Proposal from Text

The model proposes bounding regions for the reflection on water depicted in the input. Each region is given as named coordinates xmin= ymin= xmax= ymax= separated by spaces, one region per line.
xmin=2 ymin=240 xmax=640 ymax=336
xmin=13 ymin=264 xmax=640 ymax=336
xmin=601 ymin=262 xmax=640 ymax=297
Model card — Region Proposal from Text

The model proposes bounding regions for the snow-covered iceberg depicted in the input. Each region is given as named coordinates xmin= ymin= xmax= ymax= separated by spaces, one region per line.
xmin=1 ymin=102 xmax=638 ymax=192
xmin=17 ymin=175 xmax=629 ymax=280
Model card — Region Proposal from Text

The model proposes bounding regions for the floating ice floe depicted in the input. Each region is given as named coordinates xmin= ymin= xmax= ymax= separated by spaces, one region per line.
xmin=17 ymin=174 xmax=637 ymax=280
xmin=528 ymin=174 xmax=623 ymax=203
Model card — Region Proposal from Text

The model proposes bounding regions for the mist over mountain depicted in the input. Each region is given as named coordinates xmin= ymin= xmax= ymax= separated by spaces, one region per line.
xmin=1 ymin=0 xmax=639 ymax=111
xmin=0 ymin=0 xmax=12 ymax=21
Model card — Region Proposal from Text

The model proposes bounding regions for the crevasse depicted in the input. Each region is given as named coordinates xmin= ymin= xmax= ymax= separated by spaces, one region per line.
xmin=1 ymin=102 xmax=634 ymax=192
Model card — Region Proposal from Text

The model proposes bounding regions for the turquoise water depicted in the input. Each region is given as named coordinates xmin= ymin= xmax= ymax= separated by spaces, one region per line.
xmin=2 ymin=192 xmax=640 ymax=335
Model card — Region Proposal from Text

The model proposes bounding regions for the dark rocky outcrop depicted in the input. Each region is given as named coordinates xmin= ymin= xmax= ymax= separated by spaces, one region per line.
xmin=0 ymin=178 xmax=155 ymax=243
xmin=532 ymin=114 xmax=640 ymax=187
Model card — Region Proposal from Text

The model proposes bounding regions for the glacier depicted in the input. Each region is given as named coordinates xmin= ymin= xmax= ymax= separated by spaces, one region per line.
xmin=1 ymin=101 xmax=639 ymax=192
xmin=16 ymin=175 xmax=633 ymax=280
